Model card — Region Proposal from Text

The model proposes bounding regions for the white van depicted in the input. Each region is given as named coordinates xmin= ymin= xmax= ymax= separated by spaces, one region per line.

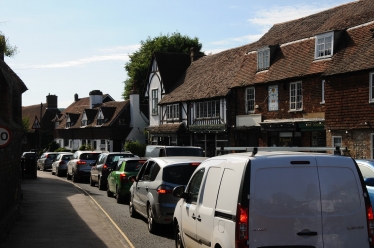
xmin=145 ymin=145 xmax=204 ymax=158
xmin=173 ymin=148 xmax=374 ymax=248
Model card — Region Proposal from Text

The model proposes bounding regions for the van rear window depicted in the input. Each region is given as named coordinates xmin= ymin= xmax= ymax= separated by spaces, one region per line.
xmin=165 ymin=148 xmax=204 ymax=157
xmin=163 ymin=165 xmax=198 ymax=185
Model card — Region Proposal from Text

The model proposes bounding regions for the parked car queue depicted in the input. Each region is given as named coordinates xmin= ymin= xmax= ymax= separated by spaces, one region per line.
xmin=36 ymin=148 xmax=374 ymax=248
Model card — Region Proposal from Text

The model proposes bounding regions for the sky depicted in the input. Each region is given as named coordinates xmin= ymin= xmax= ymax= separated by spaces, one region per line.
xmin=1 ymin=0 xmax=355 ymax=108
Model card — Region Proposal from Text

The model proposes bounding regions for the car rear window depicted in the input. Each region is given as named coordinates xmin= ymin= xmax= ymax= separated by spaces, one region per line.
xmin=165 ymin=148 xmax=204 ymax=157
xmin=47 ymin=154 xmax=58 ymax=160
xmin=162 ymin=164 xmax=198 ymax=185
xmin=62 ymin=155 xmax=73 ymax=160
xmin=124 ymin=160 xmax=143 ymax=172
xmin=79 ymin=153 xmax=101 ymax=160
xmin=24 ymin=153 xmax=36 ymax=159
xmin=108 ymin=154 xmax=135 ymax=167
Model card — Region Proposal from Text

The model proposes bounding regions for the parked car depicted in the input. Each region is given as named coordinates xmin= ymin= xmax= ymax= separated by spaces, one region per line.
xmin=37 ymin=152 xmax=60 ymax=171
xmin=145 ymin=145 xmax=204 ymax=158
xmin=21 ymin=151 xmax=37 ymax=179
xmin=106 ymin=157 xmax=146 ymax=203
xmin=89 ymin=151 xmax=137 ymax=190
xmin=67 ymin=151 xmax=102 ymax=182
xmin=51 ymin=152 xmax=74 ymax=177
xmin=129 ymin=156 xmax=207 ymax=233
xmin=172 ymin=149 xmax=374 ymax=248
xmin=355 ymin=159 xmax=374 ymax=207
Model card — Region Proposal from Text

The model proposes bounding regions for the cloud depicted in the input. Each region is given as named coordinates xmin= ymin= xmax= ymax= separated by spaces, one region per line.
xmin=97 ymin=44 xmax=140 ymax=53
xmin=210 ymin=34 xmax=263 ymax=46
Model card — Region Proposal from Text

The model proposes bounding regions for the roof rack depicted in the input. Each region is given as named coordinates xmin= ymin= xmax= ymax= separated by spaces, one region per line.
xmin=216 ymin=146 xmax=341 ymax=157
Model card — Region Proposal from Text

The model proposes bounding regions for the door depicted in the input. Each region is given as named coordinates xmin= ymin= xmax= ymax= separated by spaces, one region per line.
xmin=133 ymin=161 xmax=156 ymax=216
xmin=250 ymin=156 xmax=322 ymax=247
xmin=316 ymin=156 xmax=370 ymax=248
xmin=181 ymin=168 xmax=205 ymax=247
xmin=108 ymin=161 xmax=121 ymax=192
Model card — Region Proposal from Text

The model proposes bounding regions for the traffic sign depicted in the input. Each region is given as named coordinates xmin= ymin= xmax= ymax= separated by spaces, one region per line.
xmin=32 ymin=116 xmax=41 ymax=129
xmin=0 ymin=126 xmax=12 ymax=148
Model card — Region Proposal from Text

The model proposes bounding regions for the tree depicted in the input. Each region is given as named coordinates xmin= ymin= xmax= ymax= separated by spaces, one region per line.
xmin=0 ymin=32 xmax=18 ymax=57
xmin=124 ymin=140 xmax=146 ymax=157
xmin=123 ymin=32 xmax=203 ymax=100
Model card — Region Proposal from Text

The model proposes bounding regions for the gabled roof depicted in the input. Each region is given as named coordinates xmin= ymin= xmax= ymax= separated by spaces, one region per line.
xmin=0 ymin=59 xmax=28 ymax=93
xmin=252 ymin=0 xmax=374 ymax=51
xmin=159 ymin=44 xmax=251 ymax=104
xmin=61 ymin=93 xmax=113 ymax=115
xmin=22 ymin=103 xmax=61 ymax=130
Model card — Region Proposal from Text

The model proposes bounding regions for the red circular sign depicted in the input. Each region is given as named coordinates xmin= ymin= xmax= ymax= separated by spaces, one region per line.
xmin=0 ymin=126 xmax=12 ymax=148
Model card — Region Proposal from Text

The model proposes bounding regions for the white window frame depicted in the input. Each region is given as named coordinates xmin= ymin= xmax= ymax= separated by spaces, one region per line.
xmin=257 ymin=47 xmax=270 ymax=71
xmin=315 ymin=32 xmax=334 ymax=59
xmin=245 ymin=87 xmax=255 ymax=113
xmin=196 ymin=100 xmax=220 ymax=119
xmin=289 ymin=81 xmax=303 ymax=111
xmin=321 ymin=80 xmax=325 ymax=104
xmin=151 ymin=89 xmax=158 ymax=115
xmin=369 ymin=72 xmax=374 ymax=103
xmin=332 ymin=136 xmax=342 ymax=148
xmin=166 ymin=104 xmax=179 ymax=120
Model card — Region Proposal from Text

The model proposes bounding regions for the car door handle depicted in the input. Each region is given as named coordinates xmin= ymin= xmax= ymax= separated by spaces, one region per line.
xmin=145 ymin=186 xmax=148 ymax=191
xmin=196 ymin=215 xmax=201 ymax=222
xmin=297 ymin=229 xmax=317 ymax=236
xmin=192 ymin=214 xmax=196 ymax=220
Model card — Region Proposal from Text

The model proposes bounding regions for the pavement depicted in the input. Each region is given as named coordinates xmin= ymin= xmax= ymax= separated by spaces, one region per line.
xmin=0 ymin=171 xmax=133 ymax=248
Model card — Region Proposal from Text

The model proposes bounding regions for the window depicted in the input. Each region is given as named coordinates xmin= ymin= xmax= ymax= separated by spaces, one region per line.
xmin=196 ymin=100 xmax=220 ymax=118
xmin=152 ymin=89 xmax=158 ymax=115
xmin=81 ymin=120 xmax=87 ymax=126
xmin=246 ymin=87 xmax=255 ymax=113
xmin=370 ymin=73 xmax=374 ymax=103
xmin=257 ymin=47 xmax=270 ymax=71
xmin=97 ymin=117 xmax=103 ymax=125
xmin=332 ymin=136 xmax=342 ymax=148
xmin=166 ymin=104 xmax=179 ymax=120
xmin=186 ymin=168 xmax=205 ymax=204
xmin=321 ymin=80 xmax=325 ymax=104
xmin=268 ymin=85 xmax=279 ymax=111
xmin=290 ymin=81 xmax=302 ymax=111
xmin=315 ymin=32 xmax=334 ymax=59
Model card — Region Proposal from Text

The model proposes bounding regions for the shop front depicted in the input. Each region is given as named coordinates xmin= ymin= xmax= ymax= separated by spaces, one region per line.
xmin=190 ymin=124 xmax=228 ymax=157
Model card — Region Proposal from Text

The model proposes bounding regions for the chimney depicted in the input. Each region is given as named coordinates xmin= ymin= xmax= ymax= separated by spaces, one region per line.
xmin=74 ymin=93 xmax=79 ymax=102
xmin=129 ymin=86 xmax=140 ymax=128
xmin=46 ymin=93 xmax=58 ymax=109
xmin=190 ymin=47 xmax=203 ymax=62
xmin=89 ymin=90 xmax=103 ymax=109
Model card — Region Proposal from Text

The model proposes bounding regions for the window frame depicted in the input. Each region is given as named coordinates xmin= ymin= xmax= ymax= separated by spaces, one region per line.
xmin=166 ymin=103 xmax=179 ymax=120
xmin=245 ymin=87 xmax=255 ymax=113
xmin=315 ymin=32 xmax=334 ymax=59
xmin=369 ymin=72 xmax=374 ymax=103
xmin=321 ymin=80 xmax=325 ymax=104
xmin=151 ymin=89 xmax=158 ymax=115
xmin=332 ymin=136 xmax=342 ymax=148
xmin=289 ymin=81 xmax=303 ymax=111
xmin=257 ymin=47 xmax=270 ymax=71
xmin=196 ymin=100 xmax=220 ymax=119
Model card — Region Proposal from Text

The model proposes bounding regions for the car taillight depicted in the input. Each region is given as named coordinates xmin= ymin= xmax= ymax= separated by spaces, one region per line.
xmin=46 ymin=154 xmax=49 ymax=158
xmin=189 ymin=162 xmax=201 ymax=166
xmin=59 ymin=161 xmax=66 ymax=165
xmin=157 ymin=185 xmax=173 ymax=194
xmin=236 ymin=203 xmax=249 ymax=248
xmin=366 ymin=204 xmax=374 ymax=245
xmin=77 ymin=160 xmax=86 ymax=165
xmin=103 ymin=164 xmax=108 ymax=170
xmin=120 ymin=173 xmax=128 ymax=183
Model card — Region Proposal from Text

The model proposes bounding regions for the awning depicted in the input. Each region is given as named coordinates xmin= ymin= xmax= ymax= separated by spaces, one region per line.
xmin=260 ymin=118 xmax=325 ymax=131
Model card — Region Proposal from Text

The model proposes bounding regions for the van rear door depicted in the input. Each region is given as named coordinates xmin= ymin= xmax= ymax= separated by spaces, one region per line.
xmin=316 ymin=156 xmax=370 ymax=248
xmin=250 ymin=155 xmax=322 ymax=247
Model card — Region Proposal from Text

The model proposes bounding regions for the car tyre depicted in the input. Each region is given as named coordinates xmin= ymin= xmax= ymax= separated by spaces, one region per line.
xmin=98 ymin=177 xmax=105 ymax=190
xmin=175 ymin=222 xmax=184 ymax=248
xmin=90 ymin=176 xmax=95 ymax=187
xmin=116 ymin=186 xmax=124 ymax=204
xmin=107 ymin=183 xmax=114 ymax=197
xmin=72 ymin=173 xmax=79 ymax=182
xmin=147 ymin=204 xmax=158 ymax=233
xmin=66 ymin=171 xmax=71 ymax=180
xmin=129 ymin=197 xmax=138 ymax=218
xmin=51 ymin=170 xmax=55 ymax=175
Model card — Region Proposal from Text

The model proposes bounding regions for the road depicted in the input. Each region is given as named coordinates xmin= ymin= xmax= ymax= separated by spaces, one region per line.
xmin=5 ymin=170 xmax=175 ymax=248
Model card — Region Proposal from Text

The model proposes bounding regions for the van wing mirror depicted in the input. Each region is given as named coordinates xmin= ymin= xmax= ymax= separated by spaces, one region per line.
xmin=365 ymin=178 xmax=374 ymax=187
xmin=173 ymin=185 xmax=187 ymax=199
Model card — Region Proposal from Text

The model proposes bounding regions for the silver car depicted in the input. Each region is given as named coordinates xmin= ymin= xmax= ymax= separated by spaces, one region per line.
xmin=67 ymin=151 xmax=102 ymax=182
xmin=51 ymin=152 xmax=74 ymax=177
xmin=129 ymin=156 xmax=207 ymax=233
xmin=37 ymin=152 xmax=60 ymax=171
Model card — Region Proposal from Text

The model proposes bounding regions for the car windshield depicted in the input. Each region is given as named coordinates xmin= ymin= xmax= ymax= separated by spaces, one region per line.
xmin=165 ymin=148 xmax=203 ymax=157
xmin=79 ymin=153 xmax=101 ymax=160
xmin=162 ymin=164 xmax=198 ymax=185
xmin=124 ymin=160 xmax=144 ymax=172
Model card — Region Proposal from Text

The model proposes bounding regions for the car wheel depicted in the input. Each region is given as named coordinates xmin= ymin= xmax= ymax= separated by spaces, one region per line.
xmin=116 ymin=186 xmax=124 ymax=204
xmin=107 ymin=183 xmax=114 ymax=197
xmin=129 ymin=197 xmax=138 ymax=218
xmin=41 ymin=165 xmax=45 ymax=171
xmin=175 ymin=222 xmax=184 ymax=248
xmin=147 ymin=204 xmax=158 ymax=233
xmin=51 ymin=169 xmax=55 ymax=175
xmin=72 ymin=173 xmax=79 ymax=183
xmin=98 ymin=177 xmax=105 ymax=190
xmin=56 ymin=169 xmax=60 ymax=177
xmin=90 ymin=176 xmax=95 ymax=187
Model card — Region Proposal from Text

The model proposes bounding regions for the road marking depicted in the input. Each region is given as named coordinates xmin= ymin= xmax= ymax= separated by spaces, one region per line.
xmin=63 ymin=179 xmax=136 ymax=248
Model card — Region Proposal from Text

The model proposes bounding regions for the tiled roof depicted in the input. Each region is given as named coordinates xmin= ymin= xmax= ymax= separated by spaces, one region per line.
xmin=0 ymin=59 xmax=28 ymax=93
xmin=56 ymin=100 xmax=129 ymax=129
xmin=253 ymin=0 xmax=374 ymax=51
xmin=61 ymin=94 xmax=113 ymax=115
xmin=22 ymin=104 xmax=61 ymax=131
xmin=159 ymin=44 xmax=251 ymax=104
xmin=147 ymin=123 xmax=186 ymax=133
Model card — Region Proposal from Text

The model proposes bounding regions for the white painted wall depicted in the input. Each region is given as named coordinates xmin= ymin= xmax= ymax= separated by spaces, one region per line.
xmin=127 ymin=92 xmax=149 ymax=144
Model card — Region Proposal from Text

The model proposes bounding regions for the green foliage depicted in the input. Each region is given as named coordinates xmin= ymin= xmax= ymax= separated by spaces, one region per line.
xmin=123 ymin=32 xmax=203 ymax=100
xmin=55 ymin=148 xmax=71 ymax=152
xmin=78 ymin=144 xmax=94 ymax=151
xmin=21 ymin=117 xmax=30 ymax=137
xmin=0 ymin=32 xmax=18 ymax=57
xmin=48 ymin=140 xmax=60 ymax=152
xmin=124 ymin=140 xmax=146 ymax=157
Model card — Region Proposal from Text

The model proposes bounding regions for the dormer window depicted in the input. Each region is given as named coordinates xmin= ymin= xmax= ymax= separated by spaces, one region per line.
xmin=257 ymin=47 xmax=270 ymax=71
xmin=81 ymin=112 xmax=88 ymax=127
xmin=66 ymin=115 xmax=72 ymax=128
xmin=315 ymin=32 xmax=334 ymax=59
xmin=166 ymin=104 xmax=179 ymax=120
xmin=97 ymin=109 xmax=104 ymax=125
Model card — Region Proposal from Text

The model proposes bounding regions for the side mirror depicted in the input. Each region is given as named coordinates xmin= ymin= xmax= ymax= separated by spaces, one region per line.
xmin=128 ymin=176 xmax=137 ymax=183
xmin=173 ymin=185 xmax=187 ymax=199
xmin=365 ymin=178 xmax=374 ymax=187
